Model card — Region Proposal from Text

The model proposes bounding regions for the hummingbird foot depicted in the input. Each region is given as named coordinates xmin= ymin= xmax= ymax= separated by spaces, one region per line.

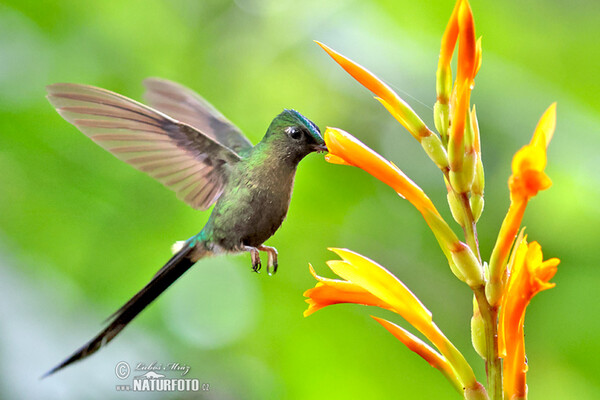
xmin=244 ymin=246 xmax=262 ymax=273
xmin=258 ymin=245 xmax=278 ymax=276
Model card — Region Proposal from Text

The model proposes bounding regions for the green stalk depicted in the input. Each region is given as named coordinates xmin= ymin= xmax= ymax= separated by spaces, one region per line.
xmin=458 ymin=192 xmax=481 ymax=263
xmin=442 ymin=168 xmax=481 ymax=263
xmin=474 ymin=288 xmax=502 ymax=400
xmin=441 ymin=169 xmax=501 ymax=399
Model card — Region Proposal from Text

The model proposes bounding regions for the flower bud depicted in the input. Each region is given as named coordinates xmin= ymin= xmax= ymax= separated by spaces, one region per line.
xmin=470 ymin=296 xmax=486 ymax=359
xmin=436 ymin=64 xmax=453 ymax=105
xmin=470 ymin=194 xmax=484 ymax=222
xmin=471 ymin=155 xmax=485 ymax=195
xmin=421 ymin=133 xmax=449 ymax=170
xmin=434 ymin=101 xmax=449 ymax=145
xmin=464 ymin=382 xmax=488 ymax=400
xmin=451 ymin=242 xmax=484 ymax=287
xmin=447 ymin=190 xmax=464 ymax=226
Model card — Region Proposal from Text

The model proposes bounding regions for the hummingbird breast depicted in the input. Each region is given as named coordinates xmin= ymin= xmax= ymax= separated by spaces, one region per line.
xmin=203 ymin=158 xmax=297 ymax=251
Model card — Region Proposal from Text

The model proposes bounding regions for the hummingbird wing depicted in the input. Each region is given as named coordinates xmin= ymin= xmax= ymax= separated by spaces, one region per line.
xmin=142 ymin=78 xmax=253 ymax=154
xmin=47 ymin=83 xmax=243 ymax=210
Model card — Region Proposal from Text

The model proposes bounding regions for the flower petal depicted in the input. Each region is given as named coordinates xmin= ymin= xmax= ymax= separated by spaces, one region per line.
xmin=456 ymin=0 xmax=477 ymax=85
xmin=509 ymin=169 xmax=552 ymax=200
xmin=323 ymin=127 xmax=437 ymax=215
xmin=327 ymin=248 xmax=433 ymax=327
xmin=304 ymin=264 xmax=393 ymax=317
xmin=499 ymin=237 xmax=560 ymax=399
xmin=372 ymin=316 xmax=463 ymax=394
xmin=474 ymin=36 xmax=483 ymax=78
xmin=439 ymin=0 xmax=462 ymax=70
xmin=324 ymin=128 xmax=470 ymax=279
xmin=511 ymin=144 xmax=547 ymax=176
xmin=316 ymin=41 xmax=430 ymax=140
xmin=487 ymin=104 xmax=557 ymax=305
xmin=324 ymin=153 xmax=352 ymax=166
xmin=486 ymin=196 xmax=528 ymax=305
xmin=305 ymin=248 xmax=480 ymax=391
xmin=531 ymin=102 xmax=557 ymax=148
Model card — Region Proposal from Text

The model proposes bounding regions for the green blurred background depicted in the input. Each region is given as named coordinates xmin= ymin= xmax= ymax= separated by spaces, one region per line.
xmin=1 ymin=0 xmax=598 ymax=398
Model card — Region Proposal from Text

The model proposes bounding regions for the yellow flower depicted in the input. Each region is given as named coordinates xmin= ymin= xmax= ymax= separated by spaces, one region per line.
xmin=304 ymin=248 xmax=482 ymax=393
xmin=486 ymin=104 xmax=557 ymax=306
xmin=498 ymin=236 xmax=559 ymax=399
xmin=304 ymin=264 xmax=392 ymax=317
xmin=509 ymin=103 xmax=556 ymax=201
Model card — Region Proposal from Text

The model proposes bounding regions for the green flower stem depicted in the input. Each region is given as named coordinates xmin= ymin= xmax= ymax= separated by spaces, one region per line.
xmin=441 ymin=167 xmax=500 ymax=399
xmin=453 ymin=190 xmax=501 ymax=400
xmin=442 ymin=168 xmax=481 ymax=262
xmin=458 ymin=192 xmax=481 ymax=262
xmin=474 ymin=287 xmax=502 ymax=400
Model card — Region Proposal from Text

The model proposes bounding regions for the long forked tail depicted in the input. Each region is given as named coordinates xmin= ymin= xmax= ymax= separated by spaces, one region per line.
xmin=42 ymin=242 xmax=203 ymax=378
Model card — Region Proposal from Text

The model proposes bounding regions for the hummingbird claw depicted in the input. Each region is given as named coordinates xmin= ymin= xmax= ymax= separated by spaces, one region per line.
xmin=244 ymin=246 xmax=262 ymax=273
xmin=258 ymin=245 xmax=278 ymax=276
xmin=251 ymin=253 xmax=261 ymax=273
xmin=244 ymin=245 xmax=278 ymax=275
xmin=268 ymin=260 xmax=278 ymax=276
xmin=252 ymin=260 xmax=261 ymax=273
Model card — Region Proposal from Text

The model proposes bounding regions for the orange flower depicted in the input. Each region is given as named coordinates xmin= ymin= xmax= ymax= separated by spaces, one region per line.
xmin=456 ymin=0 xmax=477 ymax=87
xmin=486 ymin=103 xmax=557 ymax=306
xmin=474 ymin=37 xmax=483 ymax=79
xmin=305 ymin=248 xmax=433 ymax=328
xmin=437 ymin=0 xmax=478 ymax=106
xmin=498 ymin=236 xmax=559 ymax=399
xmin=324 ymin=127 xmax=484 ymax=287
xmin=304 ymin=248 xmax=481 ymax=392
xmin=303 ymin=264 xmax=392 ymax=317
xmin=324 ymin=127 xmax=436 ymax=215
xmin=448 ymin=0 xmax=478 ymax=174
xmin=438 ymin=0 xmax=462 ymax=79
xmin=316 ymin=41 xmax=432 ymax=141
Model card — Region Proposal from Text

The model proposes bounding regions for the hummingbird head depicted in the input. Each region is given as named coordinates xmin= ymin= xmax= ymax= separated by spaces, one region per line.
xmin=261 ymin=109 xmax=327 ymax=164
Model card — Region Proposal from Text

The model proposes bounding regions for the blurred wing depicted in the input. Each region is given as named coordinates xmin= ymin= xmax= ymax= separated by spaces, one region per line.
xmin=143 ymin=77 xmax=253 ymax=153
xmin=47 ymin=83 xmax=243 ymax=210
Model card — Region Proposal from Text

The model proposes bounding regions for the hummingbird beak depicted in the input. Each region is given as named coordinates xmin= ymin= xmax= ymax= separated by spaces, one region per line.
xmin=313 ymin=143 xmax=328 ymax=153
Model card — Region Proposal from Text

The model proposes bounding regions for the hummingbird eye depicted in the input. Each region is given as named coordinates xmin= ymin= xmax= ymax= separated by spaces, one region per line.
xmin=285 ymin=126 xmax=303 ymax=140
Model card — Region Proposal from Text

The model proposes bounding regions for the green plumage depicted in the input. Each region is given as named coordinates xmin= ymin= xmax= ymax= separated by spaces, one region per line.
xmin=43 ymin=78 xmax=326 ymax=376
xmin=202 ymin=110 xmax=323 ymax=253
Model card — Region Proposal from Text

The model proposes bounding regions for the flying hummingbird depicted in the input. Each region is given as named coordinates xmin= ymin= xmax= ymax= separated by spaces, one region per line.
xmin=43 ymin=78 xmax=327 ymax=376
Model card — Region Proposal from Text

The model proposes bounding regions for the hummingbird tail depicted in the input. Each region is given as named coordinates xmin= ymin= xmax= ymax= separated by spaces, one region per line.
xmin=42 ymin=241 xmax=207 ymax=378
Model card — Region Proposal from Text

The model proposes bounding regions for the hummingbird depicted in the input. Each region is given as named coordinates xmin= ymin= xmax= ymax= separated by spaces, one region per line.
xmin=43 ymin=78 xmax=326 ymax=376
